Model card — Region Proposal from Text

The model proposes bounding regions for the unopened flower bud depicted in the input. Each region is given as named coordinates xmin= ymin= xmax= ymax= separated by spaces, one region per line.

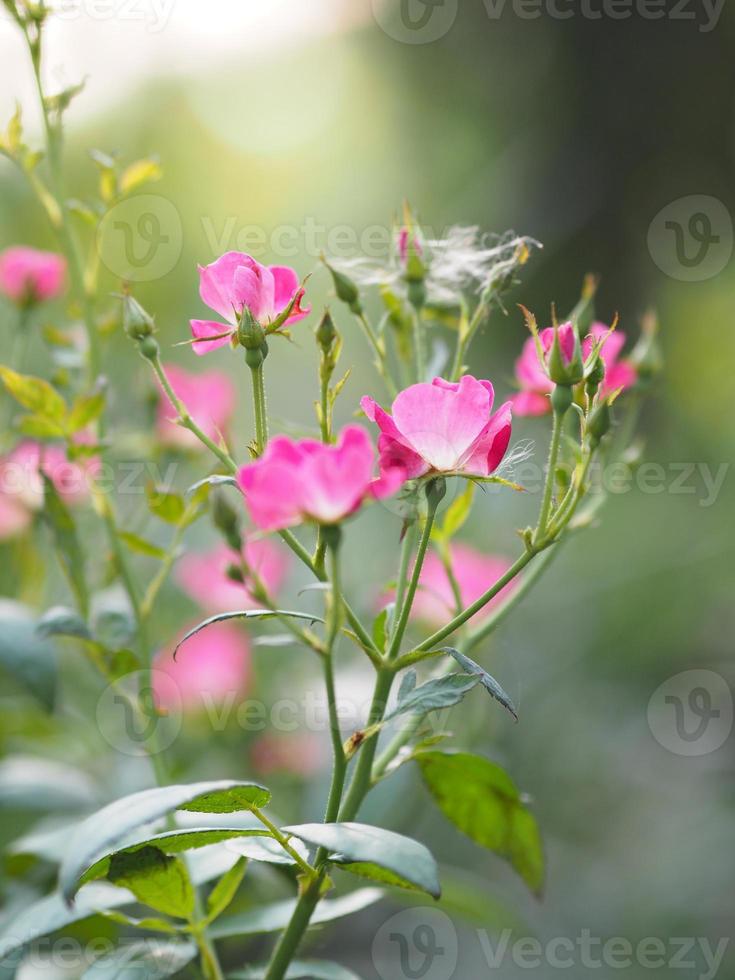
xmin=237 ymin=306 xmax=266 ymax=350
xmin=316 ymin=309 xmax=338 ymax=353
xmin=585 ymin=353 xmax=606 ymax=400
xmin=324 ymin=259 xmax=362 ymax=315
xmin=139 ymin=336 xmax=160 ymax=361
xmin=630 ymin=310 xmax=663 ymax=382
xmin=587 ymin=400 xmax=612 ymax=447
xmin=123 ymin=293 xmax=155 ymax=341
xmin=211 ymin=487 xmax=241 ymax=551
xmin=547 ymin=322 xmax=584 ymax=386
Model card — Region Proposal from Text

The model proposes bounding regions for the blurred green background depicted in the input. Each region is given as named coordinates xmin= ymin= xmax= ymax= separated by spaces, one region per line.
xmin=1 ymin=0 xmax=734 ymax=977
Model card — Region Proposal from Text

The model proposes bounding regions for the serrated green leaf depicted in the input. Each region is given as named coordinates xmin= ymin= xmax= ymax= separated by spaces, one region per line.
xmin=415 ymin=751 xmax=544 ymax=896
xmin=441 ymin=648 xmax=517 ymax=720
xmin=59 ymin=781 xmax=271 ymax=902
xmin=174 ymin=610 xmax=324 ymax=659
xmin=107 ymin=847 xmax=195 ymax=919
xmin=118 ymin=531 xmax=167 ymax=561
xmin=284 ymin=823 xmax=440 ymax=899
xmin=387 ymin=673 xmax=478 ymax=721
xmin=82 ymin=939 xmax=197 ymax=979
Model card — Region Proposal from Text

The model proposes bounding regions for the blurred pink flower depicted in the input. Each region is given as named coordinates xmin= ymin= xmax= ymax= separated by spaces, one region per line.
xmin=411 ymin=544 xmax=518 ymax=625
xmin=0 ymin=440 xmax=99 ymax=509
xmin=0 ymin=490 xmax=32 ymax=541
xmin=156 ymin=363 xmax=235 ymax=450
xmin=238 ymin=425 xmax=404 ymax=532
xmin=190 ymin=251 xmax=309 ymax=355
xmin=361 ymin=375 xmax=512 ymax=479
xmin=251 ymin=732 xmax=327 ymax=778
xmin=0 ymin=246 xmax=66 ymax=305
xmin=153 ymin=621 xmax=251 ymax=713
xmin=513 ymin=322 xmax=636 ymax=417
xmin=176 ymin=539 xmax=289 ymax=613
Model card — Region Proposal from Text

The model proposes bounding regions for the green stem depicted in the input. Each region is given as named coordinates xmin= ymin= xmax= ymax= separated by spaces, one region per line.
xmin=389 ymin=520 xmax=418 ymax=648
xmin=149 ymin=353 xmax=237 ymax=473
xmin=450 ymin=300 xmax=487 ymax=381
xmin=322 ymin=537 xmax=346 ymax=823
xmin=247 ymin=352 xmax=269 ymax=455
xmin=534 ymin=405 xmax=564 ymax=542
xmin=356 ymin=311 xmax=396 ymax=397
xmin=411 ymin=307 xmax=425 ymax=382
xmin=262 ymin=877 xmax=324 ymax=980
xmin=250 ymin=807 xmax=317 ymax=879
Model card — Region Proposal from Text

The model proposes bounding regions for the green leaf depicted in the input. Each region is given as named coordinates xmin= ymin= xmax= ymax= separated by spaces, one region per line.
xmin=0 ymin=366 xmax=67 ymax=421
xmin=42 ymin=474 xmax=88 ymax=616
xmin=387 ymin=673 xmax=478 ymax=720
xmin=59 ymin=781 xmax=271 ymax=902
xmin=82 ymin=939 xmax=197 ymax=979
xmin=174 ymin=610 xmax=324 ymax=659
xmin=101 ymin=911 xmax=181 ymax=934
xmin=16 ymin=413 xmax=66 ymax=438
xmin=0 ymin=605 xmax=59 ymax=708
xmin=37 ymin=605 xmax=91 ymax=641
xmin=80 ymin=826 xmax=269 ymax=887
xmin=441 ymin=648 xmax=517 ymax=720
xmin=107 ymin=847 xmax=195 ymax=919
xmin=68 ymin=390 xmax=106 ymax=432
xmin=231 ymin=961 xmax=362 ymax=979
xmin=284 ymin=823 xmax=440 ymax=899
xmin=415 ymin=751 xmax=544 ymax=896
xmin=186 ymin=474 xmax=238 ymax=495
xmin=433 ymin=481 xmax=475 ymax=541
xmin=118 ymin=531 xmax=168 ymax=561
xmin=205 ymin=856 xmax=247 ymax=924
xmin=119 ymin=157 xmax=162 ymax=195
xmin=227 ymin=835 xmax=309 ymax=867
xmin=146 ymin=485 xmax=186 ymax=524
xmin=371 ymin=605 xmax=393 ymax=652
xmin=211 ymin=888 xmax=383 ymax=938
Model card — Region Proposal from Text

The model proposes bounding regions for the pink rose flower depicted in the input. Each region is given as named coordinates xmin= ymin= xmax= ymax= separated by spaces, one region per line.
xmin=0 ymin=246 xmax=66 ymax=305
xmin=153 ymin=621 xmax=251 ymax=713
xmin=513 ymin=322 xmax=636 ymax=417
xmin=361 ymin=375 xmax=512 ymax=479
xmin=0 ymin=440 xmax=99 ymax=509
xmin=410 ymin=544 xmax=518 ymax=625
xmin=190 ymin=251 xmax=310 ymax=355
xmin=238 ymin=425 xmax=405 ymax=532
xmin=156 ymin=363 xmax=235 ymax=450
xmin=176 ymin=539 xmax=289 ymax=613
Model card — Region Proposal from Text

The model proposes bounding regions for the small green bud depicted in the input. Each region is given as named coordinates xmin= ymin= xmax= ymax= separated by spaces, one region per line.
xmin=587 ymin=400 xmax=612 ymax=447
xmin=237 ymin=306 xmax=266 ymax=350
xmin=139 ymin=336 xmax=159 ymax=361
xmin=225 ymin=562 xmax=245 ymax=585
xmin=245 ymin=344 xmax=267 ymax=370
xmin=551 ymin=383 xmax=573 ymax=416
xmin=324 ymin=259 xmax=362 ymax=315
xmin=585 ymin=353 xmax=606 ymax=400
xmin=123 ymin=293 xmax=155 ymax=341
xmin=211 ymin=487 xmax=241 ymax=551
xmin=316 ymin=309 xmax=338 ymax=352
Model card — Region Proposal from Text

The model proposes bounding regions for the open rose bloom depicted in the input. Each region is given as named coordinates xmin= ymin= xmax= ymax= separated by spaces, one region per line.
xmin=238 ymin=425 xmax=404 ymax=531
xmin=0 ymin=246 xmax=66 ymax=305
xmin=157 ymin=363 xmax=235 ymax=450
xmin=513 ymin=321 xmax=637 ymax=416
xmin=0 ymin=441 xmax=99 ymax=510
xmin=176 ymin=538 xmax=289 ymax=613
xmin=153 ymin=621 xmax=251 ymax=713
xmin=362 ymin=375 xmax=512 ymax=479
xmin=410 ymin=544 xmax=518 ymax=625
xmin=190 ymin=251 xmax=309 ymax=355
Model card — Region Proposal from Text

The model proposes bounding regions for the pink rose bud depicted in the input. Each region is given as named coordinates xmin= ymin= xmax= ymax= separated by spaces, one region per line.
xmin=237 ymin=425 xmax=405 ymax=532
xmin=361 ymin=375 xmax=512 ymax=479
xmin=190 ymin=252 xmax=310 ymax=355
xmin=582 ymin=323 xmax=637 ymax=396
xmin=176 ymin=538 xmax=289 ymax=614
xmin=153 ymin=621 xmax=251 ymax=713
xmin=156 ymin=363 xmax=235 ymax=451
xmin=0 ymin=246 xmax=66 ymax=306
